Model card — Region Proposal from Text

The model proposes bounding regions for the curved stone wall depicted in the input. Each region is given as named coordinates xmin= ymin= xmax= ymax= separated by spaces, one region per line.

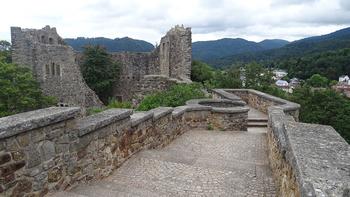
xmin=213 ymin=89 xmax=350 ymax=197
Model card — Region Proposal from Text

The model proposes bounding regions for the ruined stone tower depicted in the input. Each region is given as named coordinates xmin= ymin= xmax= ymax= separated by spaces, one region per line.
xmin=11 ymin=26 xmax=103 ymax=109
xmin=111 ymin=25 xmax=192 ymax=101
xmin=159 ymin=25 xmax=192 ymax=80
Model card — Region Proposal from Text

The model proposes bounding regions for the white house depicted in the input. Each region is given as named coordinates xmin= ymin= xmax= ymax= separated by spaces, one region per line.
xmin=339 ymin=75 xmax=350 ymax=85
xmin=339 ymin=75 xmax=349 ymax=82
xmin=275 ymin=80 xmax=289 ymax=87
xmin=273 ymin=69 xmax=288 ymax=80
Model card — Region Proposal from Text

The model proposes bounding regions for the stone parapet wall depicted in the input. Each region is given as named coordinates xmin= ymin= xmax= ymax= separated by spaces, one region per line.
xmin=0 ymin=99 xmax=248 ymax=196
xmin=214 ymin=89 xmax=350 ymax=197
xmin=213 ymin=89 xmax=300 ymax=121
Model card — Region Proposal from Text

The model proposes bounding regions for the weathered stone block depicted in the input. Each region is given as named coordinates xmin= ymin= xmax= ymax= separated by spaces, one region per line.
xmin=40 ymin=141 xmax=56 ymax=161
xmin=11 ymin=151 xmax=25 ymax=161
xmin=48 ymin=167 xmax=62 ymax=183
xmin=10 ymin=179 xmax=32 ymax=196
xmin=26 ymin=145 xmax=41 ymax=168
xmin=16 ymin=133 xmax=30 ymax=147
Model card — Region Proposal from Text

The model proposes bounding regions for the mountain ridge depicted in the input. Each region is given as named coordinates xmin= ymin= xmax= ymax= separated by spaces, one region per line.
xmin=192 ymin=38 xmax=289 ymax=63
xmin=211 ymin=27 xmax=350 ymax=67
xmin=64 ymin=37 xmax=155 ymax=52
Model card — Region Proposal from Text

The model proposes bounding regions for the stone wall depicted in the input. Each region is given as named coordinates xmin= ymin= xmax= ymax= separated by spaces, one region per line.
xmin=11 ymin=26 xmax=103 ymax=110
xmin=0 ymin=99 xmax=248 ymax=196
xmin=214 ymin=89 xmax=350 ymax=197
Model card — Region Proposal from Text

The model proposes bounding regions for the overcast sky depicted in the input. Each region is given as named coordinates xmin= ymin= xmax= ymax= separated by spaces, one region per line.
xmin=1 ymin=0 xmax=349 ymax=44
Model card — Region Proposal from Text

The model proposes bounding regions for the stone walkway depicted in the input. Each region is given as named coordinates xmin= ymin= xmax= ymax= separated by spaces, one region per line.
xmin=52 ymin=109 xmax=276 ymax=197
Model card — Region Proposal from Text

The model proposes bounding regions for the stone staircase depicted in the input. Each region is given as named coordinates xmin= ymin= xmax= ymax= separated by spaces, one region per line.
xmin=247 ymin=118 xmax=268 ymax=128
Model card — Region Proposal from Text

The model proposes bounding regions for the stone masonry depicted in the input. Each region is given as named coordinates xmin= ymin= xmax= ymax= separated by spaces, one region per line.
xmin=11 ymin=26 xmax=103 ymax=110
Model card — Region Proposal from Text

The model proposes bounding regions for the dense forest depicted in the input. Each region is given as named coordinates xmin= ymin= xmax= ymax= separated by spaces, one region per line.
xmin=277 ymin=48 xmax=350 ymax=80
xmin=210 ymin=27 xmax=350 ymax=68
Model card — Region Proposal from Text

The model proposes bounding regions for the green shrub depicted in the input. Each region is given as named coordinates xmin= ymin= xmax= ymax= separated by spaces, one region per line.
xmin=86 ymin=107 xmax=105 ymax=115
xmin=137 ymin=83 xmax=206 ymax=111
xmin=107 ymin=99 xmax=132 ymax=109
xmin=86 ymin=99 xmax=133 ymax=116
xmin=207 ymin=123 xmax=214 ymax=130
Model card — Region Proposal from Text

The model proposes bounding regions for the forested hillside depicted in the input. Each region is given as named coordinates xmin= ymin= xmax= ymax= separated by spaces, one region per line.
xmin=277 ymin=48 xmax=350 ymax=80
xmin=214 ymin=27 xmax=350 ymax=67
xmin=192 ymin=38 xmax=289 ymax=65
xmin=65 ymin=37 xmax=155 ymax=52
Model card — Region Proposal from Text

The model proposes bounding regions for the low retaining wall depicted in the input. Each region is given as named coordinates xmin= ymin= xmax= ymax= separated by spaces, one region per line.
xmin=214 ymin=89 xmax=350 ymax=197
xmin=0 ymin=99 xmax=248 ymax=196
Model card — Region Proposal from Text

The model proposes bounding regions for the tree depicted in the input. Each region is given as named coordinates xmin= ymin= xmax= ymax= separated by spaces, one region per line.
xmin=191 ymin=60 xmax=214 ymax=83
xmin=0 ymin=62 xmax=56 ymax=117
xmin=306 ymin=74 xmax=329 ymax=87
xmin=81 ymin=45 xmax=120 ymax=103
xmin=289 ymin=87 xmax=350 ymax=143
xmin=244 ymin=62 xmax=273 ymax=89
xmin=0 ymin=40 xmax=12 ymax=63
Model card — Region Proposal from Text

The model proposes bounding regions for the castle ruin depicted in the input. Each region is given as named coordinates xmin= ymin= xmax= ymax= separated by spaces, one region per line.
xmin=11 ymin=25 xmax=192 ymax=107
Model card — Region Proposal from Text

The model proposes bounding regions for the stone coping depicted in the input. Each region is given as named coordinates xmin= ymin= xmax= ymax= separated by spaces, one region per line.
xmin=131 ymin=111 xmax=154 ymax=127
xmin=172 ymin=106 xmax=188 ymax=118
xmin=283 ymin=121 xmax=350 ymax=196
xmin=226 ymin=89 xmax=300 ymax=112
xmin=0 ymin=107 xmax=80 ymax=139
xmin=186 ymin=98 xmax=246 ymax=106
xmin=211 ymin=89 xmax=243 ymax=101
xmin=77 ymin=109 xmax=132 ymax=137
xmin=186 ymin=99 xmax=248 ymax=114
xmin=150 ymin=107 xmax=174 ymax=120
xmin=185 ymin=104 xmax=212 ymax=112
xmin=211 ymin=107 xmax=249 ymax=114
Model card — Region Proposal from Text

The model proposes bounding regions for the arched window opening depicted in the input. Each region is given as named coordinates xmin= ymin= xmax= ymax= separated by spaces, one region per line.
xmin=41 ymin=35 xmax=45 ymax=43
xmin=56 ymin=64 xmax=61 ymax=76
xmin=49 ymin=37 xmax=54 ymax=44
xmin=45 ymin=64 xmax=50 ymax=75
xmin=51 ymin=63 xmax=55 ymax=75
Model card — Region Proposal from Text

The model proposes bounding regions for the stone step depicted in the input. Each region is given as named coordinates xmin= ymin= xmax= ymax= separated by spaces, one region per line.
xmin=48 ymin=191 xmax=88 ymax=197
xmin=248 ymin=118 xmax=268 ymax=122
xmin=247 ymin=122 xmax=268 ymax=127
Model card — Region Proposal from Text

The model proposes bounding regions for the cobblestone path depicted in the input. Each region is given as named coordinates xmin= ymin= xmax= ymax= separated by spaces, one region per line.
xmin=53 ymin=127 xmax=277 ymax=196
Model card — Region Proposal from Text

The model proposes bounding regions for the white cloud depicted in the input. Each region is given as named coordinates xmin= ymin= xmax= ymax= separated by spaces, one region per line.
xmin=0 ymin=0 xmax=349 ymax=43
